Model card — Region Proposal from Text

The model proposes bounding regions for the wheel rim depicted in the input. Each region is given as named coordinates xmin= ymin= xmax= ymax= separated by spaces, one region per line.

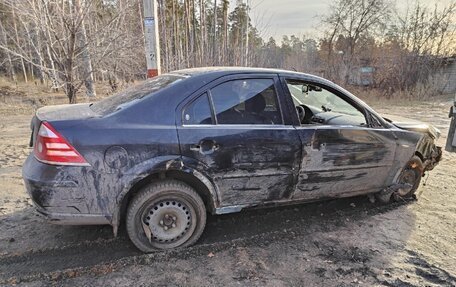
xmin=141 ymin=198 xmax=195 ymax=247
xmin=397 ymin=168 xmax=418 ymax=196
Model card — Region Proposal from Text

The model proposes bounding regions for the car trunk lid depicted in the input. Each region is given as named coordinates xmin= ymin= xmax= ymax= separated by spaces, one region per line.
xmin=36 ymin=103 xmax=97 ymax=121
xmin=30 ymin=103 xmax=97 ymax=147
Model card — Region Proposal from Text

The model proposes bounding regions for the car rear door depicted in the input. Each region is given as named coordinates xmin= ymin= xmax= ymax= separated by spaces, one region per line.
xmin=281 ymin=77 xmax=398 ymax=200
xmin=177 ymin=74 xmax=301 ymax=208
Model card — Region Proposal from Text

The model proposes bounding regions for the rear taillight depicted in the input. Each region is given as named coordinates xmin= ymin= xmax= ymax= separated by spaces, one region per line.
xmin=34 ymin=122 xmax=89 ymax=166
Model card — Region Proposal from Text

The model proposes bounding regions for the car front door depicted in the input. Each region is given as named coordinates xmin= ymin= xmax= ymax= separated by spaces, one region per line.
xmin=282 ymin=77 xmax=398 ymax=200
xmin=177 ymin=75 xmax=301 ymax=208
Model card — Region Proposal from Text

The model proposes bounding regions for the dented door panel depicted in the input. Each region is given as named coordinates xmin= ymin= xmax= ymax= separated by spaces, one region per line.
xmin=178 ymin=125 xmax=302 ymax=206
xmin=293 ymin=126 xmax=397 ymax=200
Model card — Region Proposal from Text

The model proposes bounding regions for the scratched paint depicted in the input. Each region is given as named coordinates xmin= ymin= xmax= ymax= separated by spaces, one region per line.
xmin=22 ymin=68 xmax=442 ymax=233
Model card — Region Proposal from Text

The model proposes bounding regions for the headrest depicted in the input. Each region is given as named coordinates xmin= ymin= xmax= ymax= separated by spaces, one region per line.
xmin=245 ymin=94 xmax=266 ymax=114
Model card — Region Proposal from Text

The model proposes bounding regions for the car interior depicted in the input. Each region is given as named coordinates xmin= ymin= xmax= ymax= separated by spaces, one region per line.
xmin=210 ymin=79 xmax=282 ymax=125
xmin=286 ymin=80 xmax=367 ymax=127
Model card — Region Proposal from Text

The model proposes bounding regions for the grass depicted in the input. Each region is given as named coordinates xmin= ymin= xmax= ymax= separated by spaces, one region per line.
xmin=0 ymin=76 xmax=122 ymax=116
xmin=343 ymin=85 xmax=454 ymax=108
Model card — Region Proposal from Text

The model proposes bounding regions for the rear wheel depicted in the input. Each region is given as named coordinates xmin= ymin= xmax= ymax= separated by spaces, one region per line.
xmin=126 ymin=180 xmax=206 ymax=252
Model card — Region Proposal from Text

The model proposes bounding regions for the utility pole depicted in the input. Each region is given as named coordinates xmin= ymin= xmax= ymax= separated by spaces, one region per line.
xmin=143 ymin=0 xmax=161 ymax=78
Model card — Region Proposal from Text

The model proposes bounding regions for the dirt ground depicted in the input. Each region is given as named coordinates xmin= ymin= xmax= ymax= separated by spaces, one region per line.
xmin=0 ymin=84 xmax=455 ymax=287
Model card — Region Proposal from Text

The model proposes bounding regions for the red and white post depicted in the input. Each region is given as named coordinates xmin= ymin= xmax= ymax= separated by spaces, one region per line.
xmin=143 ymin=0 xmax=161 ymax=78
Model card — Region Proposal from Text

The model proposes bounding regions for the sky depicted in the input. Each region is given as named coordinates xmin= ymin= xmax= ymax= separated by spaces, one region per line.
xmin=235 ymin=0 xmax=455 ymax=41
xmin=248 ymin=0 xmax=331 ymax=40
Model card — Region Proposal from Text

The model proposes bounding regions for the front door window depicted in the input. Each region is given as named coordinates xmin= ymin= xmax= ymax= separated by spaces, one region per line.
xmin=286 ymin=80 xmax=367 ymax=126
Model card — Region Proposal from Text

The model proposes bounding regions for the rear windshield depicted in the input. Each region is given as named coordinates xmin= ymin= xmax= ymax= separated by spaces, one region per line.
xmin=90 ymin=74 xmax=186 ymax=114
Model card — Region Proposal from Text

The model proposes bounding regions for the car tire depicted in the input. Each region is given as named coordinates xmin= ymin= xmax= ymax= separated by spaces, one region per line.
xmin=392 ymin=155 xmax=423 ymax=201
xmin=375 ymin=155 xmax=423 ymax=204
xmin=126 ymin=180 xmax=206 ymax=252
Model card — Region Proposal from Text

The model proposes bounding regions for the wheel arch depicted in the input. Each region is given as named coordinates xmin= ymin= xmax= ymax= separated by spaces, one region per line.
xmin=114 ymin=166 xmax=219 ymax=230
xmin=414 ymin=150 xmax=424 ymax=162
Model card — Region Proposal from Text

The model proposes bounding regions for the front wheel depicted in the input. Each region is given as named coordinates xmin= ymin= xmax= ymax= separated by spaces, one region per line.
xmin=393 ymin=155 xmax=423 ymax=201
xmin=375 ymin=155 xmax=423 ymax=204
xmin=126 ymin=180 xmax=206 ymax=252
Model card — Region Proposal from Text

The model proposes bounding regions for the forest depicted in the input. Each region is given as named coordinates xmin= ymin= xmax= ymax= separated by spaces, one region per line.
xmin=0 ymin=0 xmax=455 ymax=103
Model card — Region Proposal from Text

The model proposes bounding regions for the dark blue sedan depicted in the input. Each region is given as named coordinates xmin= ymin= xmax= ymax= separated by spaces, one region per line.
xmin=22 ymin=67 xmax=442 ymax=252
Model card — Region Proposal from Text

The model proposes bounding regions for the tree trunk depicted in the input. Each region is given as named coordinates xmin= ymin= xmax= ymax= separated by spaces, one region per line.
xmin=222 ymin=0 xmax=228 ymax=64
xmin=184 ymin=0 xmax=190 ymax=66
xmin=0 ymin=22 xmax=17 ymax=83
xmin=74 ymin=0 xmax=96 ymax=98
xmin=67 ymin=82 xmax=77 ymax=104
xmin=245 ymin=1 xmax=249 ymax=66
xmin=12 ymin=9 xmax=27 ymax=82
xmin=191 ymin=0 xmax=197 ymax=65
xmin=174 ymin=0 xmax=183 ymax=69
xmin=212 ymin=0 xmax=217 ymax=64
xmin=159 ymin=0 xmax=169 ymax=72
xmin=42 ymin=2 xmax=60 ymax=91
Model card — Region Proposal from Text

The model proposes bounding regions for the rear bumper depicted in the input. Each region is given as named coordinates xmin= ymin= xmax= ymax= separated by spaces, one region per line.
xmin=33 ymin=204 xmax=110 ymax=225
xmin=22 ymin=154 xmax=111 ymax=225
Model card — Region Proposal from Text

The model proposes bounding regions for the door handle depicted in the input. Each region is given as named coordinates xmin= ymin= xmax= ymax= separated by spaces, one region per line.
xmin=190 ymin=140 xmax=219 ymax=154
xmin=190 ymin=144 xmax=201 ymax=152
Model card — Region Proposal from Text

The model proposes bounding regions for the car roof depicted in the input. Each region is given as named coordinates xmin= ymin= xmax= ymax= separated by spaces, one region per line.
xmin=172 ymin=66 xmax=290 ymax=75
xmin=167 ymin=67 xmax=388 ymax=122
xmin=170 ymin=66 xmax=331 ymax=84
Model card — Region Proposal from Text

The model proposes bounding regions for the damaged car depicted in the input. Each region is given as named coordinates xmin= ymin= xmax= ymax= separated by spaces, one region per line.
xmin=22 ymin=67 xmax=442 ymax=252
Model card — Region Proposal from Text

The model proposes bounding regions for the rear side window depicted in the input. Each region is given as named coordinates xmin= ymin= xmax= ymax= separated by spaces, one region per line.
xmin=183 ymin=93 xmax=213 ymax=125
xmin=90 ymin=74 xmax=186 ymax=115
xmin=210 ymin=79 xmax=282 ymax=125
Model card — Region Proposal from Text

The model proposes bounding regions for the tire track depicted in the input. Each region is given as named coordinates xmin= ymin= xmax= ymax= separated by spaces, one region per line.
xmin=0 ymin=197 xmax=410 ymax=284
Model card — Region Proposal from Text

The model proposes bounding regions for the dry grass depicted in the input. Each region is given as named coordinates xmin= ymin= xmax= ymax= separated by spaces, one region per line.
xmin=344 ymin=85 xmax=454 ymax=108
xmin=0 ymin=77 xmax=68 ymax=116
xmin=0 ymin=77 xmax=123 ymax=116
